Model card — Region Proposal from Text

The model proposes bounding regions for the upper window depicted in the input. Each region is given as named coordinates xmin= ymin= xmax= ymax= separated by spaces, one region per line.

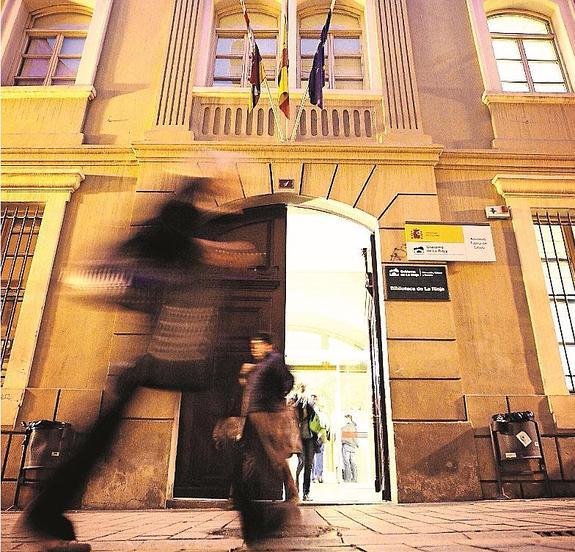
xmin=213 ymin=11 xmax=278 ymax=87
xmin=299 ymin=10 xmax=364 ymax=90
xmin=14 ymin=11 xmax=90 ymax=86
xmin=487 ymin=13 xmax=569 ymax=93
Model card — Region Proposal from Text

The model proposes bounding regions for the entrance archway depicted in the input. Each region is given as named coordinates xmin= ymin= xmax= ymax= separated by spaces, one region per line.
xmin=172 ymin=196 xmax=391 ymax=502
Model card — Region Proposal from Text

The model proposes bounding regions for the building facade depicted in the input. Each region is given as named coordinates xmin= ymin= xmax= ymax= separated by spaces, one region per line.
xmin=1 ymin=0 xmax=574 ymax=508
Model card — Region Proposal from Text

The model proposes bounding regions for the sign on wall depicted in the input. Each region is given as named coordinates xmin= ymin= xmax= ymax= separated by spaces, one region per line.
xmin=384 ymin=265 xmax=449 ymax=301
xmin=405 ymin=222 xmax=496 ymax=262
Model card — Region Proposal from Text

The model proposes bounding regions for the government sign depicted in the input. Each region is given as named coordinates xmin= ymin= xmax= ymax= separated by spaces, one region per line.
xmin=384 ymin=265 xmax=449 ymax=300
xmin=405 ymin=222 xmax=496 ymax=262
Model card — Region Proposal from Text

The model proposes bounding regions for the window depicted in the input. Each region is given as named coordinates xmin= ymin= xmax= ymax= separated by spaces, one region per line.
xmin=1 ymin=204 xmax=44 ymax=384
xmin=487 ymin=13 xmax=569 ymax=93
xmin=213 ymin=11 xmax=278 ymax=87
xmin=299 ymin=10 xmax=364 ymax=90
xmin=14 ymin=11 xmax=90 ymax=86
xmin=533 ymin=210 xmax=575 ymax=392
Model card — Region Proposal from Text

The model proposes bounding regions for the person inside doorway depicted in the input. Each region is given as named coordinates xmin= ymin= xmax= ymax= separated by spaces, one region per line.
xmin=294 ymin=386 xmax=318 ymax=500
xmin=311 ymin=395 xmax=330 ymax=484
xmin=341 ymin=414 xmax=359 ymax=483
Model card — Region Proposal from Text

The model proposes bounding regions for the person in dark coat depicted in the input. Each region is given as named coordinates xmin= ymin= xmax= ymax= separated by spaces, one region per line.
xmin=233 ymin=331 xmax=299 ymax=544
xmin=294 ymin=389 xmax=317 ymax=500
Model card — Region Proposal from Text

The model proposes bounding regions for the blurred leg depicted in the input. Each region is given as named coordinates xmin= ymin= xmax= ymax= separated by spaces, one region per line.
xmin=22 ymin=354 xmax=208 ymax=542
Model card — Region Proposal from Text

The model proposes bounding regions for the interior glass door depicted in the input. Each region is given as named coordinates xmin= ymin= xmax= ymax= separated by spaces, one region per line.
xmin=284 ymin=206 xmax=383 ymax=503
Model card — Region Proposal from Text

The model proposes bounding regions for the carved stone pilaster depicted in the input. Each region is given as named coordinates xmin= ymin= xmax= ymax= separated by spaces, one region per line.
xmin=155 ymin=0 xmax=200 ymax=128
xmin=375 ymin=0 xmax=430 ymax=143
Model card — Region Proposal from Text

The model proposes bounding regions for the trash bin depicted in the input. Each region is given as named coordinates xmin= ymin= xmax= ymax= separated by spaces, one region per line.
xmin=491 ymin=411 xmax=541 ymax=460
xmin=11 ymin=420 xmax=75 ymax=509
xmin=489 ymin=411 xmax=551 ymax=497
xmin=23 ymin=420 xmax=75 ymax=469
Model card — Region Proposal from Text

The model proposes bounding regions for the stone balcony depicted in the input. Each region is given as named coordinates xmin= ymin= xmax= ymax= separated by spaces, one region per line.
xmin=189 ymin=89 xmax=385 ymax=143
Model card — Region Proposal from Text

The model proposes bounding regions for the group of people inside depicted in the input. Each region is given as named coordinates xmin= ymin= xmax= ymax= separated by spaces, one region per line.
xmin=287 ymin=384 xmax=361 ymax=500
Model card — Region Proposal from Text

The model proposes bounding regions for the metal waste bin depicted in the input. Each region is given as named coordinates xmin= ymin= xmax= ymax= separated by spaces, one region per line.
xmin=12 ymin=420 xmax=75 ymax=508
xmin=491 ymin=411 xmax=541 ymax=460
xmin=23 ymin=420 xmax=75 ymax=469
xmin=490 ymin=411 xmax=551 ymax=497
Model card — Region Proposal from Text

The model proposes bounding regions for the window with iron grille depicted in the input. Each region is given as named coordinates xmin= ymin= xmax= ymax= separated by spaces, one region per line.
xmin=533 ymin=210 xmax=575 ymax=392
xmin=1 ymin=204 xmax=44 ymax=384
xmin=487 ymin=12 xmax=570 ymax=93
xmin=14 ymin=11 xmax=89 ymax=86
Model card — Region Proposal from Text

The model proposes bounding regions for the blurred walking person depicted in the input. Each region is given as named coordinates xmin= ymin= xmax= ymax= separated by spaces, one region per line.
xmin=19 ymin=180 xmax=262 ymax=552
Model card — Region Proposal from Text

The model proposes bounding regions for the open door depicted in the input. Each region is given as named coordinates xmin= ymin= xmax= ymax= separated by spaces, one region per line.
xmin=364 ymin=233 xmax=391 ymax=498
xmin=173 ymin=205 xmax=287 ymax=498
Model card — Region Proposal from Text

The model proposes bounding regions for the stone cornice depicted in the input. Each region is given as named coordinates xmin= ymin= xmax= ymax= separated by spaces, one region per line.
xmin=0 ymin=146 xmax=137 ymax=166
xmin=0 ymin=142 xmax=444 ymax=166
xmin=2 ymin=145 xmax=574 ymax=175
xmin=1 ymin=168 xmax=84 ymax=196
xmin=492 ymin=174 xmax=575 ymax=198
xmin=482 ymin=92 xmax=575 ymax=106
xmin=437 ymin=150 xmax=575 ymax=173
xmin=1 ymin=143 xmax=443 ymax=166
xmin=130 ymin=142 xmax=444 ymax=165
xmin=0 ymin=85 xmax=96 ymax=101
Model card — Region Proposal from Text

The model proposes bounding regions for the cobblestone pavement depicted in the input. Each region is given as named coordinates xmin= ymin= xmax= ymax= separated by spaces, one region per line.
xmin=2 ymin=498 xmax=575 ymax=551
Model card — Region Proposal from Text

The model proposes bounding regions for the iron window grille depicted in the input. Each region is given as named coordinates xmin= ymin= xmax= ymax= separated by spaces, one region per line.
xmin=533 ymin=210 xmax=575 ymax=392
xmin=1 ymin=204 xmax=44 ymax=384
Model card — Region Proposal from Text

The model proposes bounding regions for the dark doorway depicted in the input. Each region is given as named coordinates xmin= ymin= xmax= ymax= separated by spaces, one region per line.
xmin=173 ymin=205 xmax=287 ymax=498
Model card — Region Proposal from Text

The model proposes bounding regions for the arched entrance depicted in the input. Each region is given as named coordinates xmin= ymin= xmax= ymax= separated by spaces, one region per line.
xmin=172 ymin=196 xmax=391 ymax=502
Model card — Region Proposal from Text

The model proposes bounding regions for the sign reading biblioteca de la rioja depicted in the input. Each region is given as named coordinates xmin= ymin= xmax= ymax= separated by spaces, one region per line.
xmin=384 ymin=265 xmax=449 ymax=300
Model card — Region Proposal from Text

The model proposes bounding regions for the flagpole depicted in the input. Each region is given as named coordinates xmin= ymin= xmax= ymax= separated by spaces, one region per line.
xmin=240 ymin=0 xmax=285 ymax=142
xmin=289 ymin=0 xmax=335 ymax=142
xmin=289 ymin=80 xmax=310 ymax=142
xmin=262 ymin=75 xmax=286 ymax=142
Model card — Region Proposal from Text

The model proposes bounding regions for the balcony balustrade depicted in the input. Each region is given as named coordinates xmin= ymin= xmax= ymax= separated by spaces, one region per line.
xmin=189 ymin=90 xmax=384 ymax=143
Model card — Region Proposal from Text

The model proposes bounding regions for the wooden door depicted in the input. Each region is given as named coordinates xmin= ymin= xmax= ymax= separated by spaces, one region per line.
xmin=174 ymin=205 xmax=287 ymax=498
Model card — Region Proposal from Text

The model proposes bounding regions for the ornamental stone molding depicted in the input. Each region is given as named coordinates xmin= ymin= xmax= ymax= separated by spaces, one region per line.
xmin=492 ymin=174 xmax=575 ymax=199
xmin=1 ymin=169 xmax=85 ymax=201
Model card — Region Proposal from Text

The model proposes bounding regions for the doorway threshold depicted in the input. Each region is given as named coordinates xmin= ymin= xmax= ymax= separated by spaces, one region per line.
xmin=167 ymin=497 xmax=384 ymax=509
xmin=299 ymin=500 xmax=384 ymax=505
xmin=167 ymin=498 xmax=234 ymax=509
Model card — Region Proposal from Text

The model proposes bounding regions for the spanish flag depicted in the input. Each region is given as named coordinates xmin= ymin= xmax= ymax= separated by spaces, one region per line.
xmin=277 ymin=1 xmax=289 ymax=118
